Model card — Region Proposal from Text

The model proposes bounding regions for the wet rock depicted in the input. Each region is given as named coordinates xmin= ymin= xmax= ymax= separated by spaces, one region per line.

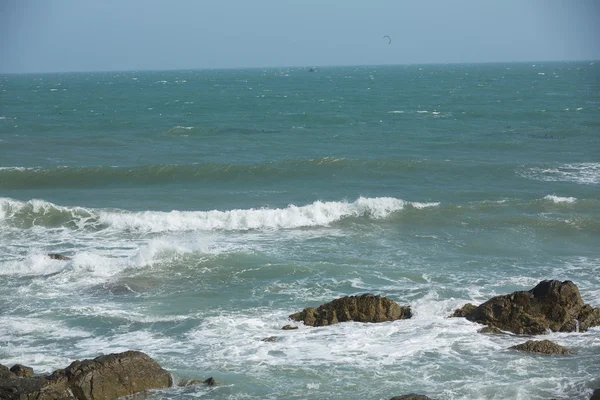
xmin=281 ymin=324 xmax=298 ymax=330
xmin=261 ymin=336 xmax=279 ymax=342
xmin=204 ymin=377 xmax=216 ymax=386
xmin=0 ymin=351 xmax=173 ymax=400
xmin=477 ymin=325 xmax=503 ymax=334
xmin=449 ymin=303 xmax=477 ymax=318
xmin=63 ymin=350 xmax=173 ymax=400
xmin=390 ymin=395 xmax=433 ymax=400
xmin=0 ymin=364 xmax=15 ymax=379
xmin=454 ymin=280 xmax=600 ymax=334
xmin=0 ymin=374 xmax=73 ymax=400
xmin=178 ymin=377 xmax=216 ymax=387
xmin=47 ymin=253 xmax=71 ymax=261
xmin=509 ymin=340 xmax=574 ymax=355
xmin=9 ymin=364 xmax=34 ymax=377
xmin=590 ymin=388 xmax=600 ymax=400
xmin=289 ymin=294 xmax=412 ymax=327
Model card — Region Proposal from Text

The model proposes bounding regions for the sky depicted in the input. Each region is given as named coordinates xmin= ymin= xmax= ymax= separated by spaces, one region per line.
xmin=1 ymin=0 xmax=599 ymax=73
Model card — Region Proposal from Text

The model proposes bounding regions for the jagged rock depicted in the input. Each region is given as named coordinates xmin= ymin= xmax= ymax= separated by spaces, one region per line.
xmin=261 ymin=336 xmax=279 ymax=342
xmin=477 ymin=325 xmax=503 ymax=334
xmin=454 ymin=280 xmax=600 ymax=334
xmin=0 ymin=351 xmax=172 ymax=400
xmin=281 ymin=324 xmax=298 ymax=330
xmin=590 ymin=388 xmax=600 ymax=400
xmin=10 ymin=364 xmax=34 ymax=378
xmin=449 ymin=303 xmax=477 ymax=318
xmin=509 ymin=340 xmax=574 ymax=355
xmin=63 ymin=350 xmax=173 ymax=400
xmin=47 ymin=253 xmax=71 ymax=261
xmin=289 ymin=294 xmax=412 ymax=327
xmin=390 ymin=395 xmax=433 ymax=400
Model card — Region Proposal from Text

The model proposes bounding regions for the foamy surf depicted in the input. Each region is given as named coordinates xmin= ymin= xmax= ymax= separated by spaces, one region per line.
xmin=0 ymin=197 xmax=437 ymax=233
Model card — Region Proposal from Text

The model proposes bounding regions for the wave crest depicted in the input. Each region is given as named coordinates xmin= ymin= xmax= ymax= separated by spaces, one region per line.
xmin=0 ymin=197 xmax=435 ymax=233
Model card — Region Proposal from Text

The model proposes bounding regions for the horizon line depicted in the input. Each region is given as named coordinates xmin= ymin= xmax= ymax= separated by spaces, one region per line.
xmin=1 ymin=58 xmax=598 ymax=75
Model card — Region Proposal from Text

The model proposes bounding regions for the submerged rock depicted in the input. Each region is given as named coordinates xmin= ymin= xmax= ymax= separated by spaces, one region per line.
xmin=390 ymin=395 xmax=433 ymax=400
xmin=509 ymin=340 xmax=574 ymax=355
xmin=289 ymin=294 xmax=412 ymax=327
xmin=477 ymin=325 xmax=503 ymax=334
xmin=453 ymin=280 xmax=600 ymax=334
xmin=47 ymin=253 xmax=71 ymax=261
xmin=0 ymin=350 xmax=172 ymax=400
xmin=281 ymin=324 xmax=298 ymax=330
xmin=178 ymin=377 xmax=216 ymax=387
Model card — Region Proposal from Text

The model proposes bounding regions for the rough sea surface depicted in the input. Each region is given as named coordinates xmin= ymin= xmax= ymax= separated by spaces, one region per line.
xmin=1 ymin=62 xmax=599 ymax=399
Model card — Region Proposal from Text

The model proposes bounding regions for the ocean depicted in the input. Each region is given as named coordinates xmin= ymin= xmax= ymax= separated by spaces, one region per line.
xmin=0 ymin=61 xmax=599 ymax=399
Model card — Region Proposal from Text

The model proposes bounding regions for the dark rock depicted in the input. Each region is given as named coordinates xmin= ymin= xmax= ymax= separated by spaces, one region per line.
xmin=454 ymin=280 xmax=600 ymax=334
xmin=390 ymin=395 xmax=432 ymax=400
xmin=0 ymin=375 xmax=73 ymax=400
xmin=179 ymin=376 xmax=216 ymax=387
xmin=477 ymin=325 xmax=503 ymax=334
xmin=0 ymin=351 xmax=171 ymax=400
xmin=281 ymin=325 xmax=298 ymax=330
xmin=261 ymin=336 xmax=279 ymax=342
xmin=0 ymin=365 xmax=16 ymax=379
xmin=47 ymin=253 xmax=71 ymax=261
xmin=590 ymin=388 xmax=600 ymax=400
xmin=63 ymin=350 xmax=173 ymax=400
xmin=509 ymin=340 xmax=574 ymax=355
xmin=10 ymin=364 xmax=34 ymax=377
xmin=204 ymin=377 xmax=216 ymax=386
xmin=289 ymin=294 xmax=412 ymax=327
xmin=449 ymin=303 xmax=477 ymax=318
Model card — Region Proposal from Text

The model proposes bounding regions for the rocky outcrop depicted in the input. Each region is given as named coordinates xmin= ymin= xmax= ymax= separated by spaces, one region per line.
xmin=289 ymin=294 xmax=412 ymax=327
xmin=0 ymin=351 xmax=173 ymax=400
xmin=509 ymin=340 xmax=574 ymax=355
xmin=452 ymin=280 xmax=600 ymax=334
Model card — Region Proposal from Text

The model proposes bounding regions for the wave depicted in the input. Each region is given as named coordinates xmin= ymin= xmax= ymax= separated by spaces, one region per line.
xmin=0 ymin=159 xmax=432 ymax=189
xmin=0 ymin=197 xmax=436 ymax=233
xmin=543 ymin=195 xmax=576 ymax=204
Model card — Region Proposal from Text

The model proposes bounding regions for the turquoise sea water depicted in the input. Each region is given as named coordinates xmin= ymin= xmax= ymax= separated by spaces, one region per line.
xmin=1 ymin=62 xmax=599 ymax=399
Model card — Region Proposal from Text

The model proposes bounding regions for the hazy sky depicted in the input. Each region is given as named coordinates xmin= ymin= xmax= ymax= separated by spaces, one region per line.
xmin=1 ymin=0 xmax=599 ymax=73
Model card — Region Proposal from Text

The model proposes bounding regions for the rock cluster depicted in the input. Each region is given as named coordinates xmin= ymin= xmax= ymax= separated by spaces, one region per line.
xmin=0 ymin=351 xmax=172 ymax=400
xmin=450 ymin=280 xmax=600 ymax=334
xmin=509 ymin=340 xmax=574 ymax=355
xmin=289 ymin=293 xmax=412 ymax=327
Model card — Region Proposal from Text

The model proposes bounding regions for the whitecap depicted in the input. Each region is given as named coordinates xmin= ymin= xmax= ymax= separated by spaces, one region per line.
xmin=543 ymin=195 xmax=576 ymax=204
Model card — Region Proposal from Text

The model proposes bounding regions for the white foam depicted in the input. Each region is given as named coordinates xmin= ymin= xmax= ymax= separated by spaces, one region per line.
xmin=543 ymin=195 xmax=576 ymax=204
xmin=521 ymin=163 xmax=600 ymax=185
xmin=98 ymin=197 xmax=423 ymax=233
xmin=387 ymin=110 xmax=404 ymax=114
